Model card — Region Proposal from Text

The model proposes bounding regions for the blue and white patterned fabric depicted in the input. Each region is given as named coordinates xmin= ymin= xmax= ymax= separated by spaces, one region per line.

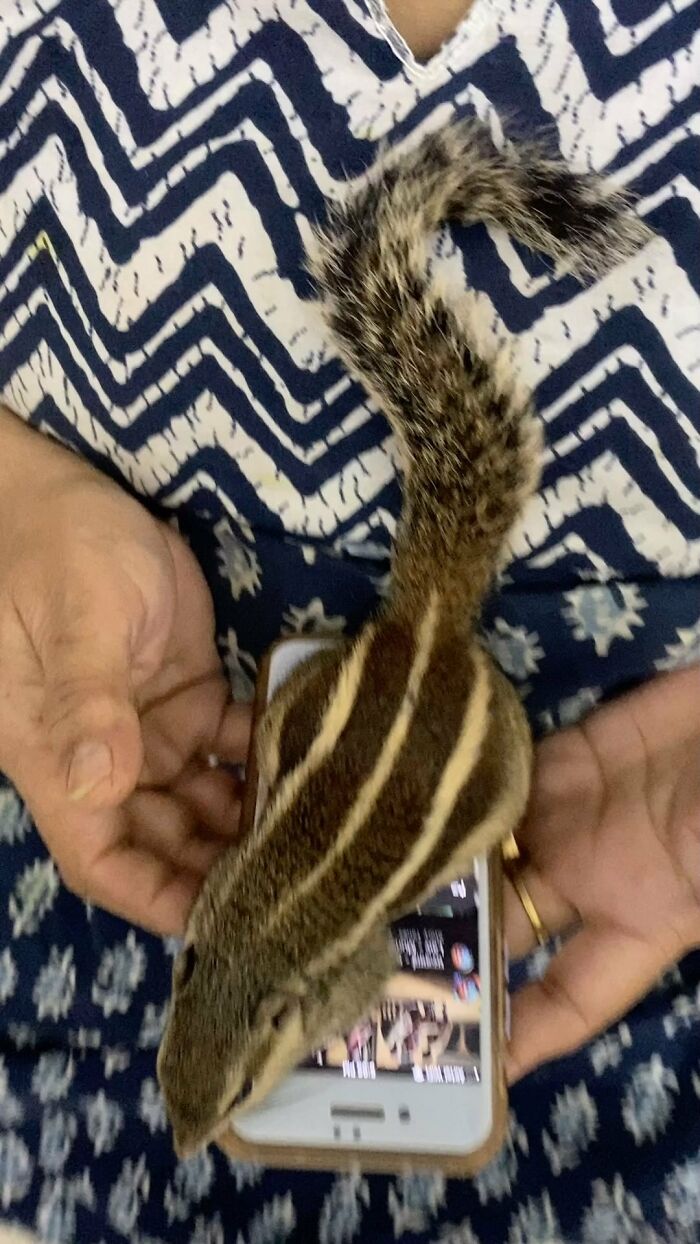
xmin=0 ymin=1 xmax=699 ymax=1240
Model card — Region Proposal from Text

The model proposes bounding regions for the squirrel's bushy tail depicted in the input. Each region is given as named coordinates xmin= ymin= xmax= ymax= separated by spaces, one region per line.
xmin=310 ymin=118 xmax=650 ymax=619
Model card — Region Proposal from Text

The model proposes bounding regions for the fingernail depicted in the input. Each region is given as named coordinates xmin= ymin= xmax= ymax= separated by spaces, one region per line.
xmin=68 ymin=741 xmax=113 ymax=800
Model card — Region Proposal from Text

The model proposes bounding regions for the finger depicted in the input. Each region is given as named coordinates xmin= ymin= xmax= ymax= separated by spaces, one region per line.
xmin=506 ymin=925 xmax=674 ymax=1083
xmin=40 ymin=598 xmax=142 ymax=807
xmin=210 ymin=701 xmax=252 ymax=766
xmin=174 ymin=766 xmax=243 ymax=839
xmin=85 ymin=843 xmax=203 ymax=936
xmin=126 ymin=790 xmax=232 ymax=875
xmin=503 ymin=862 xmax=579 ymax=959
xmin=25 ymin=792 xmax=208 ymax=934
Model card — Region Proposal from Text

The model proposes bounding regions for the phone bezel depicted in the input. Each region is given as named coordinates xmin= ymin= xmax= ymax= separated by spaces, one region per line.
xmin=219 ymin=637 xmax=507 ymax=1174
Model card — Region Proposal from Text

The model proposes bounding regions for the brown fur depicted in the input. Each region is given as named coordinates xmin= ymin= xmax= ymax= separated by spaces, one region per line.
xmin=158 ymin=118 xmax=651 ymax=1156
xmin=255 ymin=645 xmax=347 ymax=788
xmin=275 ymin=656 xmax=346 ymax=767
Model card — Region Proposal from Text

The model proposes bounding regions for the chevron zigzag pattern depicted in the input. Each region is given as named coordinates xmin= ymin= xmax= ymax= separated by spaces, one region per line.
xmin=0 ymin=0 xmax=698 ymax=730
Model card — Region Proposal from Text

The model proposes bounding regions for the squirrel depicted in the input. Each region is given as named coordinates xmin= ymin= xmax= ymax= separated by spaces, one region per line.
xmin=157 ymin=118 xmax=651 ymax=1158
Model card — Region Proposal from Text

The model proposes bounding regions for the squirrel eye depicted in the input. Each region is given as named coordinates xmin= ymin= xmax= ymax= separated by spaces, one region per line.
xmin=224 ymin=1078 xmax=254 ymax=1115
xmin=234 ymin=1078 xmax=254 ymax=1107
xmin=178 ymin=944 xmax=197 ymax=988
xmin=271 ymin=1002 xmax=290 ymax=1031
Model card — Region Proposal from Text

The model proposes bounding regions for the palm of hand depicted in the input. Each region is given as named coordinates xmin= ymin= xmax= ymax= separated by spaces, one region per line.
xmin=506 ymin=665 xmax=700 ymax=1080
xmin=105 ymin=526 xmax=250 ymax=929
xmin=3 ymin=485 xmax=249 ymax=936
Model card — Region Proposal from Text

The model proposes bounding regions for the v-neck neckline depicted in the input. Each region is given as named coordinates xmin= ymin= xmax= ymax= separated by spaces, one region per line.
xmin=363 ymin=0 xmax=497 ymax=78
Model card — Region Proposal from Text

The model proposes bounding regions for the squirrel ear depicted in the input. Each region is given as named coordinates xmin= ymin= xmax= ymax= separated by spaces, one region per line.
xmin=257 ymin=989 xmax=303 ymax=1032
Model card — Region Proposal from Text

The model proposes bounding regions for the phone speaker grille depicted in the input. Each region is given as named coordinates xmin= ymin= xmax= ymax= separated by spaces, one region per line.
xmin=330 ymin=1106 xmax=385 ymax=1121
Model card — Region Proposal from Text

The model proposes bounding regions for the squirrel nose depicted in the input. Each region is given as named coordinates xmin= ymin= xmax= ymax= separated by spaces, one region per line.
xmin=163 ymin=1091 xmax=214 ymax=1160
xmin=172 ymin=1126 xmax=208 ymax=1161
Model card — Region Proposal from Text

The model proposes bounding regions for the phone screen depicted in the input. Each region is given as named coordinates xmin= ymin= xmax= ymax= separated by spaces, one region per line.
xmin=299 ymin=866 xmax=482 ymax=1085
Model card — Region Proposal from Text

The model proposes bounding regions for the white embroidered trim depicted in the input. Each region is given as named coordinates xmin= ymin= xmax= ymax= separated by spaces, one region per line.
xmin=362 ymin=0 xmax=497 ymax=79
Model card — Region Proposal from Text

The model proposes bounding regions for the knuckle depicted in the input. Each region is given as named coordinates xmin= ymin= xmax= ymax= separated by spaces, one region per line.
xmin=43 ymin=686 xmax=121 ymax=741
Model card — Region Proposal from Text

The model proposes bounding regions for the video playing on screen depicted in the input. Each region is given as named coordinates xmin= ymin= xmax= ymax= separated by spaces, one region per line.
xmin=301 ymin=867 xmax=482 ymax=1084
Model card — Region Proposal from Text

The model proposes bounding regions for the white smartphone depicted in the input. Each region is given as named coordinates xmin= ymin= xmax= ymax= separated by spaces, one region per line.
xmin=226 ymin=637 xmax=506 ymax=1170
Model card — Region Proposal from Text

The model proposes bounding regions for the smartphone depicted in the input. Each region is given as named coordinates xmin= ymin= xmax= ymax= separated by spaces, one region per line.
xmin=221 ymin=637 xmax=507 ymax=1174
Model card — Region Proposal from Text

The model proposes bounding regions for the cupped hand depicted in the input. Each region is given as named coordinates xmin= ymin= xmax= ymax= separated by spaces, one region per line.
xmin=0 ymin=411 xmax=250 ymax=935
xmin=504 ymin=664 xmax=700 ymax=1081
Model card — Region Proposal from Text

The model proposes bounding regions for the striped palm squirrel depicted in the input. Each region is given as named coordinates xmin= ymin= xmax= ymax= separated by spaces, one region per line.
xmin=158 ymin=118 xmax=651 ymax=1157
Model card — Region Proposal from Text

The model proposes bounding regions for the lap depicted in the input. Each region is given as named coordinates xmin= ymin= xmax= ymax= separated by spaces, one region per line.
xmin=2 ymin=778 xmax=700 ymax=1242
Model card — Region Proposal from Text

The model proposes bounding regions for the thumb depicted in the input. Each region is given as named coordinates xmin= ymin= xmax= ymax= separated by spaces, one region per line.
xmin=505 ymin=925 xmax=671 ymax=1083
xmin=41 ymin=612 xmax=144 ymax=808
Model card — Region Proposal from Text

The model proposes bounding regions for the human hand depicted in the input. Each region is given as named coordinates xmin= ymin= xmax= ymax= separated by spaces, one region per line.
xmin=504 ymin=663 xmax=700 ymax=1081
xmin=0 ymin=410 xmax=250 ymax=935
